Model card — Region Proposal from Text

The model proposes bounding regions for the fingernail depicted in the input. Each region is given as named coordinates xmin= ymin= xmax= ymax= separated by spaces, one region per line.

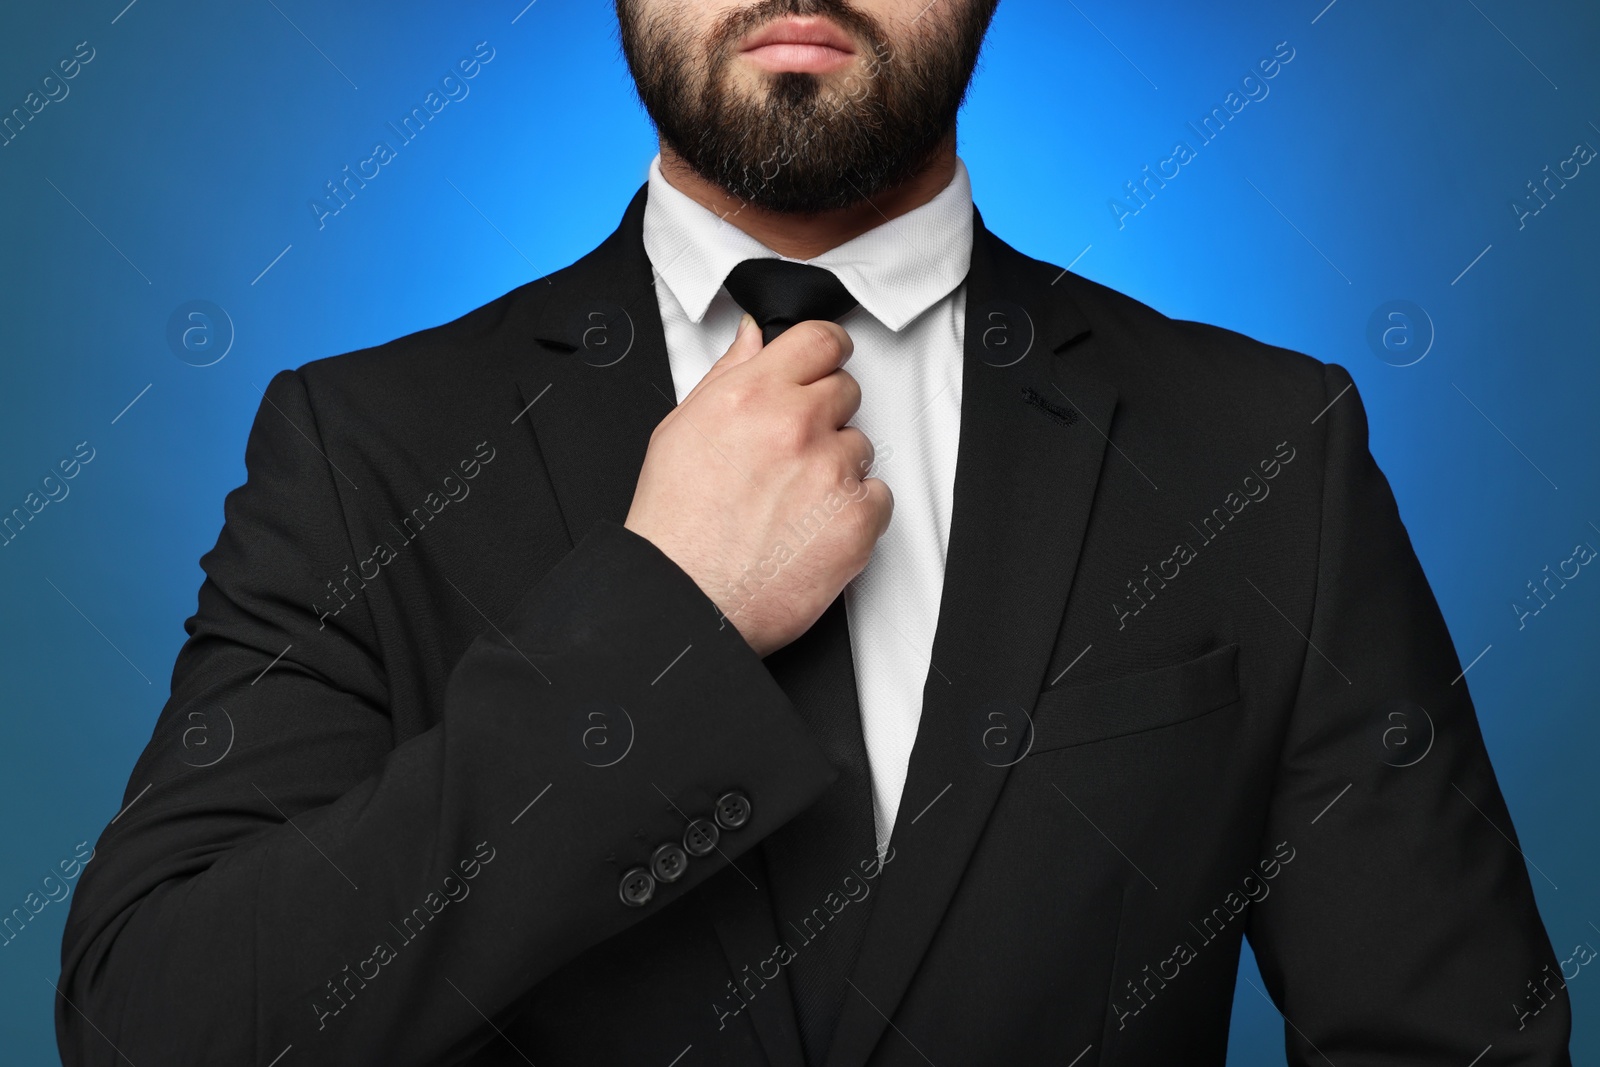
xmin=737 ymin=312 xmax=757 ymax=340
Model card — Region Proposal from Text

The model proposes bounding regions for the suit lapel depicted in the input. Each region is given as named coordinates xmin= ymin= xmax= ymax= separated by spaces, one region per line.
xmin=516 ymin=183 xmax=809 ymax=1067
xmin=822 ymin=210 xmax=1118 ymax=1067
xmin=518 ymin=183 xmax=676 ymax=545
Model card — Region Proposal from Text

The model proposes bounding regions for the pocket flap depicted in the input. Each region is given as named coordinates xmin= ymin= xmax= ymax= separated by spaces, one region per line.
xmin=1027 ymin=643 xmax=1241 ymax=753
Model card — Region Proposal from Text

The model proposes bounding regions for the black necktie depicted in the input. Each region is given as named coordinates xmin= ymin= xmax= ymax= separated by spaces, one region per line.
xmin=721 ymin=257 xmax=874 ymax=1066
xmin=723 ymin=258 xmax=860 ymax=345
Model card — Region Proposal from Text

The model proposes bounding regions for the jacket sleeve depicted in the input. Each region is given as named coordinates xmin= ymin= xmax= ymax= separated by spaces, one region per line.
xmin=1243 ymin=363 xmax=1571 ymax=1065
xmin=55 ymin=368 xmax=837 ymax=1066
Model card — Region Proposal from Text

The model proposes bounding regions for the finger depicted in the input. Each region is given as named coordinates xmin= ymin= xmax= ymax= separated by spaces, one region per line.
xmin=715 ymin=311 xmax=765 ymax=372
xmin=811 ymin=368 xmax=862 ymax=429
xmin=758 ymin=320 xmax=853 ymax=386
xmin=836 ymin=426 xmax=876 ymax=479
xmin=680 ymin=312 xmax=763 ymax=408
xmin=859 ymin=476 xmax=893 ymax=539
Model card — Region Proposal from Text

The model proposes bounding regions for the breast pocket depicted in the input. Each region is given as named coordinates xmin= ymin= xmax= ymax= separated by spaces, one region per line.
xmin=1026 ymin=643 xmax=1241 ymax=755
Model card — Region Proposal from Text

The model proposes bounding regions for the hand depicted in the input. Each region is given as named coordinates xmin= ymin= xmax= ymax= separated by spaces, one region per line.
xmin=624 ymin=313 xmax=892 ymax=657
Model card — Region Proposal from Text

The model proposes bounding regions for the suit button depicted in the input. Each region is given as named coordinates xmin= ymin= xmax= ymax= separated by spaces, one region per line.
xmin=619 ymin=866 xmax=656 ymax=907
xmin=715 ymin=791 xmax=752 ymax=831
xmin=651 ymin=842 xmax=689 ymax=883
xmin=683 ymin=817 xmax=720 ymax=857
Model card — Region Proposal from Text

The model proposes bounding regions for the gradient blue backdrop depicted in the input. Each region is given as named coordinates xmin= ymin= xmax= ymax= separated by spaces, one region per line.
xmin=2 ymin=0 xmax=1596 ymax=1062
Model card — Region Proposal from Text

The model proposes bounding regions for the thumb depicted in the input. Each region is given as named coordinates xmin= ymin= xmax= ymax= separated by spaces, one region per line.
xmin=718 ymin=312 xmax=764 ymax=369
xmin=682 ymin=313 xmax=763 ymax=404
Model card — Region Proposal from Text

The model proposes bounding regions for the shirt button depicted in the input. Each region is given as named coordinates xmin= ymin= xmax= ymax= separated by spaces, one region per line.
xmin=714 ymin=791 xmax=752 ymax=831
xmin=651 ymin=841 xmax=689 ymax=884
xmin=619 ymin=866 xmax=656 ymax=907
xmin=683 ymin=817 xmax=721 ymax=857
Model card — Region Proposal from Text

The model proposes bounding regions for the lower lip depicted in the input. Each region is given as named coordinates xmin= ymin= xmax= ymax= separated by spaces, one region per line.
xmin=741 ymin=42 xmax=855 ymax=74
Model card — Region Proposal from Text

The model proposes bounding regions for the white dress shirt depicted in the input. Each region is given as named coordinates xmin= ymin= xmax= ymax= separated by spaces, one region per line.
xmin=641 ymin=153 xmax=973 ymax=852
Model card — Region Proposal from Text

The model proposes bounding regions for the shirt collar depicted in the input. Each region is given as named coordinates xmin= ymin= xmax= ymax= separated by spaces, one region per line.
xmin=641 ymin=152 xmax=974 ymax=332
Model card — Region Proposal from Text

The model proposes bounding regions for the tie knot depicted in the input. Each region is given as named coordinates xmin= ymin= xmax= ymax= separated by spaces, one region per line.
xmin=723 ymin=258 xmax=860 ymax=344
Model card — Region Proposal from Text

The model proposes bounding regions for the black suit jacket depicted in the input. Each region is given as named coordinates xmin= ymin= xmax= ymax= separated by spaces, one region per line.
xmin=57 ymin=184 xmax=1570 ymax=1066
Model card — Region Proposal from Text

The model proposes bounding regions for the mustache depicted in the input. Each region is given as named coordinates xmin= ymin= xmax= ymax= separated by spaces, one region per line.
xmin=705 ymin=0 xmax=890 ymax=66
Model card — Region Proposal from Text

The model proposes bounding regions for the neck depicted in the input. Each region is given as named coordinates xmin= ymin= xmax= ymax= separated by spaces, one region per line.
xmin=657 ymin=132 xmax=958 ymax=260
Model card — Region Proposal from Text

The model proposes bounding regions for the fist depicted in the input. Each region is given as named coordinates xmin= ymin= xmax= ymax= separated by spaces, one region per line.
xmin=624 ymin=313 xmax=893 ymax=657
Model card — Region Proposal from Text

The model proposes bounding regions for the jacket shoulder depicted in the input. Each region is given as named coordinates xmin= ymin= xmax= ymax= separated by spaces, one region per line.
xmin=1061 ymin=261 xmax=1326 ymax=369
xmin=295 ymin=275 xmax=556 ymax=390
xmin=1031 ymin=256 xmax=1337 ymax=417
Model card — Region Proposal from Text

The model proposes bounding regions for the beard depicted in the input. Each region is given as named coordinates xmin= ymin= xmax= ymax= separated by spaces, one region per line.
xmin=615 ymin=0 xmax=999 ymax=213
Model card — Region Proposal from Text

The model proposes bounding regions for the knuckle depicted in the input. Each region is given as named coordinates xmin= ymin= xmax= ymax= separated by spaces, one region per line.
xmin=716 ymin=377 xmax=762 ymax=419
xmin=841 ymin=499 xmax=875 ymax=541
xmin=805 ymin=451 xmax=841 ymax=487
xmin=766 ymin=410 xmax=812 ymax=453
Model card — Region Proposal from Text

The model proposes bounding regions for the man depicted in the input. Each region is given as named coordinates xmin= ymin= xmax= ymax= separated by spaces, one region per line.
xmin=57 ymin=0 xmax=1569 ymax=1064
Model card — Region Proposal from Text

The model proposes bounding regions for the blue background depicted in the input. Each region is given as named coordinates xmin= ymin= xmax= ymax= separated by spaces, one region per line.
xmin=1 ymin=0 xmax=1596 ymax=1062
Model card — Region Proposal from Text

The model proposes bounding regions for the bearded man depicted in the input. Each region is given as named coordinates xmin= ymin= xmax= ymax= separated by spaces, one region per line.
xmin=57 ymin=1 xmax=1568 ymax=1065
